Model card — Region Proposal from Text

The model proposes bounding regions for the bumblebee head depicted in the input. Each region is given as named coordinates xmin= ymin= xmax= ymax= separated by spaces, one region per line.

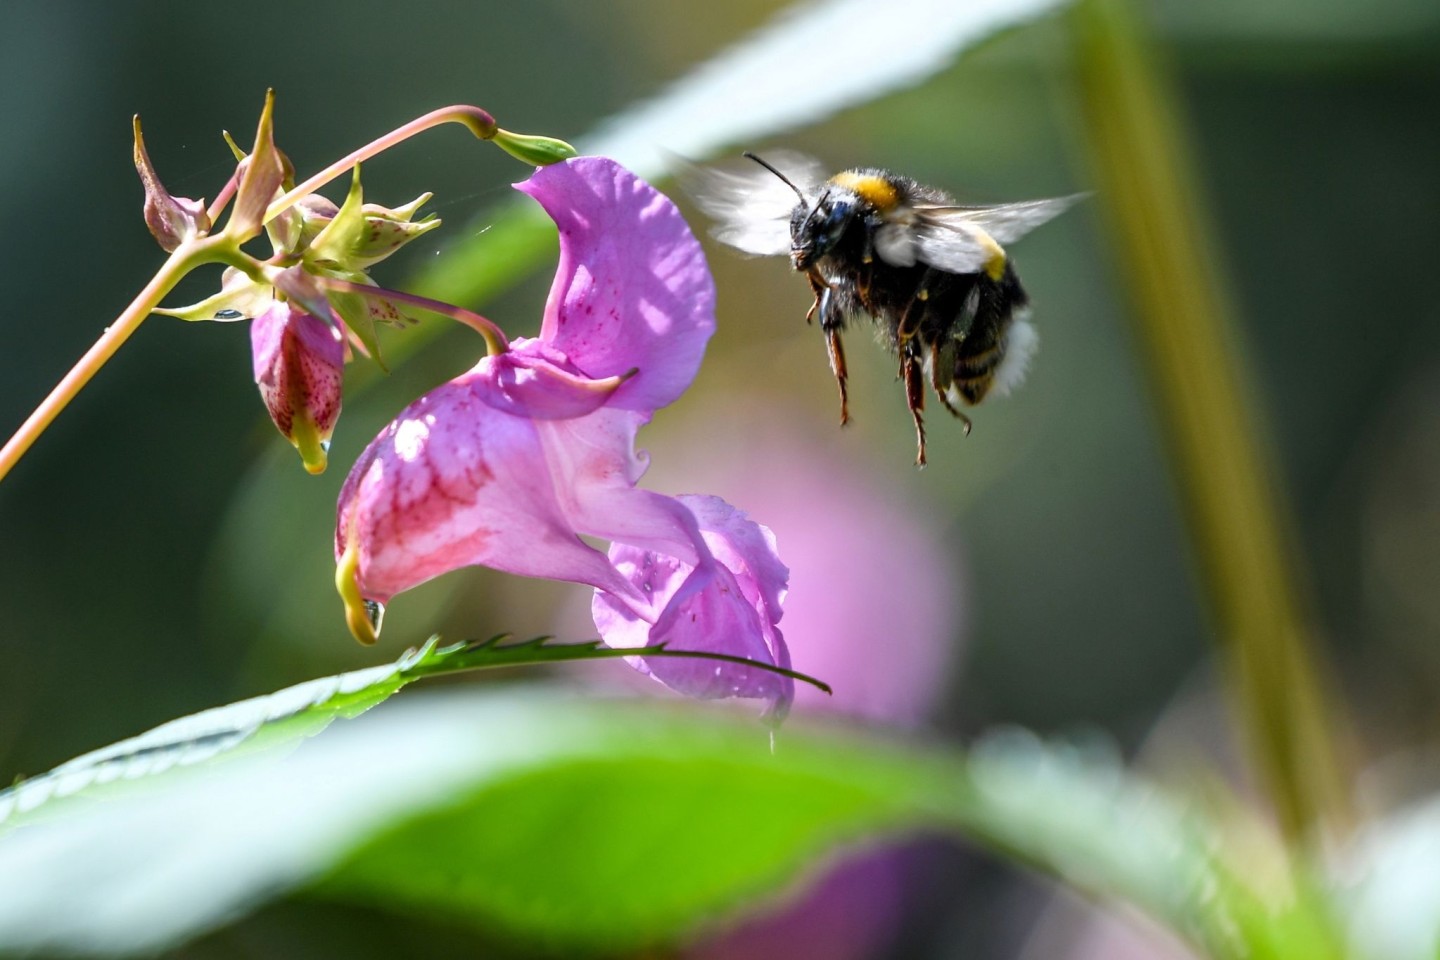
xmin=790 ymin=191 xmax=856 ymax=270
xmin=739 ymin=152 xmax=858 ymax=271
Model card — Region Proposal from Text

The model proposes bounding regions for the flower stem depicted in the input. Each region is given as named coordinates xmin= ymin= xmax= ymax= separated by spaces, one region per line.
xmin=206 ymin=171 xmax=239 ymax=225
xmin=264 ymin=106 xmax=498 ymax=224
xmin=1071 ymin=0 xmax=1350 ymax=844
xmin=0 ymin=237 xmax=225 ymax=484
xmin=319 ymin=277 xmax=509 ymax=356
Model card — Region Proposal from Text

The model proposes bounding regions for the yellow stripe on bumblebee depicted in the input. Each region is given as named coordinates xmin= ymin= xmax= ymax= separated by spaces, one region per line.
xmin=830 ymin=171 xmax=901 ymax=211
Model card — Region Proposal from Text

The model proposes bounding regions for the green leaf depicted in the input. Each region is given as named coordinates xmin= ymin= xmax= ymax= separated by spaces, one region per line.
xmin=0 ymin=684 xmax=1332 ymax=958
xmin=0 ymin=636 xmax=825 ymax=832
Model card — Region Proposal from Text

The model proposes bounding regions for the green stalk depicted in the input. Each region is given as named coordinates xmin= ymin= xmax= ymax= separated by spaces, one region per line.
xmin=1070 ymin=0 xmax=1348 ymax=843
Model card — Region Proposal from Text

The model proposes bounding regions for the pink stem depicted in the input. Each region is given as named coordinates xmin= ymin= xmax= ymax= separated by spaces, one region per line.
xmin=264 ymin=106 xmax=497 ymax=223
xmin=320 ymin=277 xmax=509 ymax=356
xmin=0 ymin=237 xmax=224 ymax=484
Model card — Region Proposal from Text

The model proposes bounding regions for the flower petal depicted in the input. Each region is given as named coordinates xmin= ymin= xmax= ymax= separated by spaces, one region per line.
xmin=335 ymin=365 xmax=641 ymax=608
xmin=479 ymin=338 xmax=629 ymax=421
xmin=537 ymin=407 xmax=704 ymax=566
xmin=516 ymin=157 xmax=715 ymax=412
xmin=592 ymin=495 xmax=793 ymax=717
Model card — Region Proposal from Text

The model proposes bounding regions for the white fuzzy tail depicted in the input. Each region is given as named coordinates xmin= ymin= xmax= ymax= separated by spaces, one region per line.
xmin=991 ymin=314 xmax=1038 ymax=398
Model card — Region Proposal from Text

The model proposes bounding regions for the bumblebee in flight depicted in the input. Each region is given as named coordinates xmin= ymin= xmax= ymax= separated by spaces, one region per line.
xmin=689 ymin=151 xmax=1081 ymax=465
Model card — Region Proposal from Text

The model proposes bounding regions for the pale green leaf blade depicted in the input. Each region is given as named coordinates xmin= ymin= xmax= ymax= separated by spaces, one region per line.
xmin=0 ymin=637 xmax=825 ymax=831
xmin=410 ymin=0 xmax=1073 ymax=306
xmin=1341 ymin=793 xmax=1440 ymax=960
xmin=583 ymin=0 xmax=1069 ymax=177
xmin=0 ymin=690 xmax=1309 ymax=958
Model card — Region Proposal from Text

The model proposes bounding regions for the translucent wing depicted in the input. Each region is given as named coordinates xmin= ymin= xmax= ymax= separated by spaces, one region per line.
xmin=678 ymin=150 xmax=825 ymax=256
xmin=879 ymin=194 xmax=1086 ymax=274
xmin=941 ymin=194 xmax=1087 ymax=242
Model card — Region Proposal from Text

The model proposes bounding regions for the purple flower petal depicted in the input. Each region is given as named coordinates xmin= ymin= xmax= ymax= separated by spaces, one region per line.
xmin=515 ymin=157 xmax=715 ymax=412
xmin=335 ymin=363 xmax=642 ymax=606
xmin=479 ymin=338 xmax=626 ymax=421
xmin=592 ymin=495 xmax=793 ymax=717
xmin=536 ymin=407 xmax=705 ymax=566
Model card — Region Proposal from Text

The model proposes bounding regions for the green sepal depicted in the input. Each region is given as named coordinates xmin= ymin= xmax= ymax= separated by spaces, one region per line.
xmin=306 ymin=165 xmax=368 ymax=267
xmin=323 ymin=269 xmax=386 ymax=369
xmin=491 ymin=128 xmax=578 ymax=166
xmin=153 ymin=268 xmax=273 ymax=322
xmin=227 ymin=90 xmax=285 ymax=242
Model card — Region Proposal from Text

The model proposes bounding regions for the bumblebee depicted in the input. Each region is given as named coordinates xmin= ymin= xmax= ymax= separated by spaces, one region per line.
xmin=689 ymin=151 xmax=1081 ymax=465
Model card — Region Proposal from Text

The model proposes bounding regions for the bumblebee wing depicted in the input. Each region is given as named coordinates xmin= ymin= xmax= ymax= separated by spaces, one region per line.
xmin=939 ymin=194 xmax=1087 ymax=244
xmin=679 ymin=150 xmax=824 ymax=257
xmin=900 ymin=194 xmax=1087 ymax=273
xmin=874 ymin=214 xmax=996 ymax=274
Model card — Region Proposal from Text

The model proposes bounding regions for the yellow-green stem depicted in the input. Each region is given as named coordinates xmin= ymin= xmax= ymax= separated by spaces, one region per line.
xmin=0 ymin=236 xmax=228 ymax=485
xmin=1071 ymin=0 xmax=1349 ymax=844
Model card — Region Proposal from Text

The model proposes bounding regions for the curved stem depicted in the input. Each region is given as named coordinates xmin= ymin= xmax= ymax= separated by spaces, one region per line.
xmin=264 ymin=106 xmax=498 ymax=224
xmin=206 ymin=172 xmax=239 ymax=225
xmin=320 ymin=277 xmax=509 ymax=356
xmin=0 ymin=237 xmax=227 ymax=485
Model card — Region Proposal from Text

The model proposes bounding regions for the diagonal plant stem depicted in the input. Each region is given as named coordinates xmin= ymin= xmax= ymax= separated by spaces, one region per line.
xmin=0 ymin=235 xmax=232 ymax=485
xmin=1071 ymin=0 xmax=1350 ymax=844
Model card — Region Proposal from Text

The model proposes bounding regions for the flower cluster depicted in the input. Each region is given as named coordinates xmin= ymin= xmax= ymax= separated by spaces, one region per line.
xmin=145 ymin=141 xmax=442 ymax=472
xmin=123 ymin=96 xmax=797 ymax=716
xmin=333 ymin=158 xmax=794 ymax=717
xmin=131 ymin=95 xmax=549 ymax=475
xmin=8 ymin=94 xmax=801 ymax=720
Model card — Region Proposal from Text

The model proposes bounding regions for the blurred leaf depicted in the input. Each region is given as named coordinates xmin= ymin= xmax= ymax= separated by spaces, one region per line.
xmin=0 ymin=684 xmax=1335 ymax=958
xmin=408 ymin=0 xmax=1076 ymax=315
xmin=1342 ymin=793 xmax=1440 ymax=960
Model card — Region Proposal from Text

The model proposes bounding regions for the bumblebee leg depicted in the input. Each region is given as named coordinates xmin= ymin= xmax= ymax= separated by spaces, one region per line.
xmin=803 ymin=269 xmax=827 ymax=325
xmin=928 ymin=342 xmax=973 ymax=436
xmin=826 ymin=327 xmax=850 ymax=426
xmin=896 ymin=267 xmax=937 ymax=346
xmin=902 ymin=342 xmax=927 ymax=466
xmin=815 ymin=286 xmax=850 ymax=425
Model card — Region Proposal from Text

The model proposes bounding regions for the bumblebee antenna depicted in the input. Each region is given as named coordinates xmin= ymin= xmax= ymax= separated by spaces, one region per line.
xmin=743 ymin=152 xmax=807 ymax=203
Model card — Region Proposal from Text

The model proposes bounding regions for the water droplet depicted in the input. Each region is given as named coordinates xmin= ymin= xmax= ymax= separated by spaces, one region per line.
xmin=214 ymin=308 xmax=244 ymax=320
xmin=320 ymin=439 xmax=332 ymax=453
xmin=364 ymin=600 xmax=386 ymax=637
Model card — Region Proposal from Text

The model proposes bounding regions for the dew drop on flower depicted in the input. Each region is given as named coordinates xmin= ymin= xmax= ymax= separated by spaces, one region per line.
xmin=363 ymin=599 xmax=386 ymax=637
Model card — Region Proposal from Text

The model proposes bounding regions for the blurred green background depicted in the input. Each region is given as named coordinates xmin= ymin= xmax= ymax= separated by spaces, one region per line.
xmin=1 ymin=0 xmax=1438 ymax=955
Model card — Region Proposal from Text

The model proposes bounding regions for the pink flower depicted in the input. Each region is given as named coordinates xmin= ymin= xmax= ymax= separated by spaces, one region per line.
xmin=250 ymin=302 xmax=344 ymax=475
xmin=593 ymin=495 xmax=792 ymax=717
xmin=334 ymin=157 xmax=793 ymax=716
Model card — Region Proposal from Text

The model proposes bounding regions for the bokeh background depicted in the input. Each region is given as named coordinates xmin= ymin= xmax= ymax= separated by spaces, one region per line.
xmin=1 ymin=0 xmax=1438 ymax=956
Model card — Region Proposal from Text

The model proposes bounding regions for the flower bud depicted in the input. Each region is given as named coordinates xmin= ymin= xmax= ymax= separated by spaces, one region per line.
xmin=228 ymin=91 xmax=285 ymax=242
xmin=251 ymin=303 xmax=344 ymax=474
xmin=132 ymin=117 xmax=210 ymax=251
xmin=491 ymin=128 xmax=579 ymax=166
